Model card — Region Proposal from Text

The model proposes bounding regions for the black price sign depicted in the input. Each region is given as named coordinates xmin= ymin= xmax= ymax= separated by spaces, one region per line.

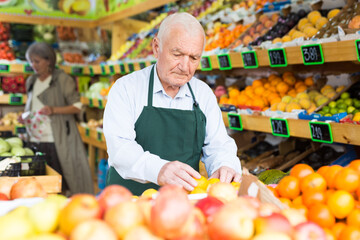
xmin=109 ymin=65 xmax=115 ymax=75
xmin=301 ymin=44 xmax=324 ymax=65
xmin=97 ymin=131 xmax=102 ymax=141
xmin=9 ymin=94 xmax=23 ymax=105
xmin=24 ymin=64 xmax=34 ymax=73
xmin=200 ymin=56 xmax=212 ymax=71
xmin=217 ymin=54 xmax=232 ymax=70
xmin=241 ymin=51 xmax=258 ymax=69
xmin=101 ymin=65 xmax=106 ymax=75
xmin=356 ymin=39 xmax=360 ymax=62
xmin=98 ymin=99 xmax=104 ymax=109
xmin=268 ymin=48 xmax=287 ymax=67
xmin=270 ymin=118 xmax=290 ymax=137
xmin=15 ymin=126 xmax=27 ymax=134
xmin=309 ymin=121 xmax=333 ymax=143
xmin=128 ymin=63 xmax=135 ymax=72
xmin=139 ymin=62 xmax=146 ymax=69
xmin=71 ymin=66 xmax=83 ymax=75
xmin=119 ymin=64 xmax=126 ymax=74
xmin=89 ymin=66 xmax=94 ymax=76
xmin=227 ymin=113 xmax=243 ymax=131
xmin=0 ymin=64 xmax=9 ymax=72
xmin=85 ymin=127 xmax=90 ymax=137
xmin=151 ymin=60 xmax=157 ymax=65
xmin=89 ymin=98 xmax=94 ymax=108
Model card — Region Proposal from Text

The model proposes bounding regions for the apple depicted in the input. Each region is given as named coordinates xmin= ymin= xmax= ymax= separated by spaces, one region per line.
xmin=254 ymin=212 xmax=293 ymax=235
xmin=150 ymin=185 xmax=192 ymax=239
xmin=10 ymin=177 xmax=47 ymax=199
xmin=27 ymin=233 xmax=67 ymax=240
xmin=281 ymin=208 xmax=307 ymax=226
xmin=293 ymin=221 xmax=326 ymax=240
xmin=70 ymin=219 xmax=117 ymax=240
xmin=176 ymin=207 xmax=206 ymax=239
xmin=137 ymin=198 xmax=153 ymax=226
xmin=104 ymin=201 xmax=144 ymax=239
xmin=59 ymin=194 xmax=102 ymax=236
xmin=208 ymin=202 xmax=255 ymax=240
xmin=195 ymin=196 xmax=224 ymax=222
xmin=0 ymin=178 xmax=13 ymax=198
xmin=258 ymin=202 xmax=281 ymax=217
xmin=97 ymin=185 xmax=133 ymax=216
xmin=208 ymin=182 xmax=238 ymax=203
xmin=0 ymin=192 xmax=9 ymax=200
xmin=253 ymin=232 xmax=292 ymax=240
xmin=123 ymin=225 xmax=162 ymax=240
xmin=226 ymin=197 xmax=259 ymax=219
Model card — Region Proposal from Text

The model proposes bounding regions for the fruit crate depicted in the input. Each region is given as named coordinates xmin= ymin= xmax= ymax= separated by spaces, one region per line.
xmin=0 ymin=155 xmax=47 ymax=177
xmin=0 ymin=165 xmax=61 ymax=194
xmin=298 ymin=110 xmax=347 ymax=123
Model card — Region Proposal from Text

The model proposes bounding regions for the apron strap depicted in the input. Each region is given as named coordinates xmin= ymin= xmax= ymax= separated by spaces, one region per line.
xmin=147 ymin=66 xmax=155 ymax=107
xmin=187 ymin=82 xmax=199 ymax=107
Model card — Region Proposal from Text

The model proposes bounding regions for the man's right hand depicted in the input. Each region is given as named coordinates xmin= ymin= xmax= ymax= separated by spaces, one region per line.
xmin=157 ymin=161 xmax=201 ymax=192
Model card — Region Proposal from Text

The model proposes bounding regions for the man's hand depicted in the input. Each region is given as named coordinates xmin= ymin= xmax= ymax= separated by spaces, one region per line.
xmin=158 ymin=161 xmax=201 ymax=191
xmin=209 ymin=166 xmax=242 ymax=183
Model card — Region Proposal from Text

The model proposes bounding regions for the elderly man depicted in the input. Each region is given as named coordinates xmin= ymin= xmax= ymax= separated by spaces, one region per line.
xmin=103 ymin=12 xmax=241 ymax=195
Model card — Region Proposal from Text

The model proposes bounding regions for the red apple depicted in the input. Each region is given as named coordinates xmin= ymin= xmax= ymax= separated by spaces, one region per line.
xmin=281 ymin=208 xmax=307 ymax=226
xmin=70 ymin=219 xmax=117 ymax=240
xmin=195 ymin=196 xmax=224 ymax=222
xmin=10 ymin=177 xmax=47 ymax=200
xmin=254 ymin=212 xmax=293 ymax=235
xmin=59 ymin=194 xmax=102 ymax=236
xmin=0 ymin=192 xmax=9 ymax=200
xmin=226 ymin=197 xmax=259 ymax=219
xmin=175 ymin=207 xmax=206 ymax=240
xmin=258 ymin=202 xmax=281 ymax=217
xmin=253 ymin=232 xmax=292 ymax=240
xmin=293 ymin=221 xmax=326 ymax=240
xmin=123 ymin=225 xmax=162 ymax=240
xmin=97 ymin=185 xmax=133 ymax=216
xmin=208 ymin=182 xmax=238 ymax=203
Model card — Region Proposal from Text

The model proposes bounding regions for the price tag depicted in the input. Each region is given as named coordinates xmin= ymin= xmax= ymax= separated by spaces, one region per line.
xmin=301 ymin=44 xmax=324 ymax=65
xmin=241 ymin=51 xmax=258 ymax=69
xmin=109 ymin=65 xmax=115 ymax=75
xmin=85 ymin=127 xmax=90 ymax=137
xmin=151 ymin=60 xmax=157 ymax=65
xmin=9 ymin=94 xmax=23 ymax=105
xmin=128 ymin=63 xmax=135 ymax=72
xmin=97 ymin=131 xmax=102 ymax=141
xmin=200 ymin=56 xmax=212 ymax=71
xmin=139 ymin=62 xmax=146 ymax=69
xmin=89 ymin=66 xmax=94 ymax=76
xmin=0 ymin=64 xmax=10 ymax=72
xmin=71 ymin=66 xmax=83 ymax=75
xmin=268 ymin=48 xmax=287 ymax=67
xmin=217 ymin=54 xmax=232 ymax=70
xmin=309 ymin=121 xmax=333 ymax=143
xmin=270 ymin=118 xmax=290 ymax=137
xmin=101 ymin=65 xmax=106 ymax=75
xmin=227 ymin=113 xmax=243 ymax=131
xmin=119 ymin=64 xmax=126 ymax=74
xmin=24 ymin=64 xmax=34 ymax=73
xmin=356 ymin=39 xmax=360 ymax=62
xmin=89 ymin=98 xmax=94 ymax=107
xmin=15 ymin=126 xmax=27 ymax=134
xmin=98 ymin=99 xmax=104 ymax=109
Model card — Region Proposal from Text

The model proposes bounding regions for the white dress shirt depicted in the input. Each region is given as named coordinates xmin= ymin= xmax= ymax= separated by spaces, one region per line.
xmin=103 ymin=65 xmax=241 ymax=185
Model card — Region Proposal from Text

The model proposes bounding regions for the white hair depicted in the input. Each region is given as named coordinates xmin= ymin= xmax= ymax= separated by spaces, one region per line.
xmin=156 ymin=12 xmax=205 ymax=50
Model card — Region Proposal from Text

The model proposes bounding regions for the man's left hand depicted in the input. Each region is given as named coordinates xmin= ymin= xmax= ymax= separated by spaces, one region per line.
xmin=209 ymin=166 xmax=242 ymax=183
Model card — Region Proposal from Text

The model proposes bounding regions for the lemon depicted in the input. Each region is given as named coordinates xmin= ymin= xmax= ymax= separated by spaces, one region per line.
xmin=141 ymin=188 xmax=158 ymax=198
xmin=194 ymin=175 xmax=209 ymax=190
xmin=190 ymin=187 xmax=207 ymax=194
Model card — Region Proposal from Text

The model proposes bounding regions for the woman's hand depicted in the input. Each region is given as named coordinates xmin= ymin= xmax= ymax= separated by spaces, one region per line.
xmin=39 ymin=106 xmax=54 ymax=115
xmin=17 ymin=114 xmax=25 ymax=124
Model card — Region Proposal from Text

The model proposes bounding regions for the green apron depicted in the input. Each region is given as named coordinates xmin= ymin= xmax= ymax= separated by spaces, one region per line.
xmin=106 ymin=66 xmax=206 ymax=195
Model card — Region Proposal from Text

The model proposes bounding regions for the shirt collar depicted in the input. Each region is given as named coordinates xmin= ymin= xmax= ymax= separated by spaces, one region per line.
xmin=152 ymin=65 xmax=192 ymax=99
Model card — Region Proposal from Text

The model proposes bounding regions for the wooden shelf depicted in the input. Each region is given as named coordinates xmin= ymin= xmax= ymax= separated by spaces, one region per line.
xmin=0 ymin=94 xmax=27 ymax=105
xmin=0 ymin=125 xmax=15 ymax=132
xmin=80 ymin=96 xmax=107 ymax=109
xmin=222 ymin=112 xmax=360 ymax=146
xmin=78 ymin=125 xmax=106 ymax=150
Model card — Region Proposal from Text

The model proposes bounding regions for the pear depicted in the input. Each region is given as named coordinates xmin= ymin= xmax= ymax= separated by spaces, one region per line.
xmin=0 ymin=213 xmax=35 ymax=239
xmin=28 ymin=199 xmax=61 ymax=233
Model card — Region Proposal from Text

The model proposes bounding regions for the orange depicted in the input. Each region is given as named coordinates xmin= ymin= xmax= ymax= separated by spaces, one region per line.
xmin=268 ymin=74 xmax=279 ymax=81
xmin=296 ymin=85 xmax=308 ymax=93
xmin=302 ymin=190 xmax=326 ymax=207
xmin=270 ymin=97 xmax=281 ymax=106
xmin=253 ymin=98 xmax=266 ymax=108
xmin=237 ymin=94 xmax=250 ymax=105
xmin=229 ymin=88 xmax=241 ymax=99
xmin=292 ymin=204 xmax=308 ymax=216
xmin=276 ymin=82 xmax=290 ymax=94
xmin=254 ymin=86 xmax=265 ymax=96
xmin=327 ymin=190 xmax=355 ymax=219
xmin=282 ymin=71 xmax=294 ymax=79
xmin=325 ymin=189 xmax=336 ymax=202
xmin=252 ymin=79 xmax=263 ymax=88
xmin=292 ymin=195 xmax=303 ymax=206
xmin=276 ymin=175 xmax=300 ymax=200
xmin=334 ymin=167 xmax=360 ymax=193
xmin=304 ymin=76 xmax=314 ymax=86
xmin=279 ymin=197 xmax=292 ymax=208
xmin=290 ymin=163 xmax=314 ymax=180
xmin=338 ymin=225 xmax=360 ymax=240
xmin=300 ymin=173 xmax=327 ymax=194
xmin=346 ymin=208 xmax=360 ymax=228
xmin=356 ymin=187 xmax=360 ymax=201
xmin=317 ymin=165 xmax=330 ymax=178
xmin=264 ymin=83 xmax=271 ymax=89
xmin=287 ymin=89 xmax=297 ymax=98
xmin=324 ymin=165 xmax=343 ymax=189
xmin=294 ymin=81 xmax=305 ymax=89
xmin=270 ymin=77 xmax=282 ymax=86
xmin=308 ymin=203 xmax=336 ymax=228
xmin=323 ymin=228 xmax=336 ymax=240
xmin=266 ymin=185 xmax=279 ymax=198
xmin=331 ymin=222 xmax=347 ymax=239
xmin=349 ymin=160 xmax=360 ymax=175
xmin=283 ymin=75 xmax=296 ymax=86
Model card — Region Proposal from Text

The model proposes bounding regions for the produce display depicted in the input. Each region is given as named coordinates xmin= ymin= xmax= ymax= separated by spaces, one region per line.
xmin=0 ymin=112 xmax=21 ymax=126
xmin=1 ymin=75 xmax=26 ymax=93
xmin=0 ymin=136 xmax=33 ymax=157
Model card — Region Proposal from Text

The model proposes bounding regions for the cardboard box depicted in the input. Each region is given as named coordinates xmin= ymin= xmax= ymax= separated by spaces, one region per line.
xmin=0 ymin=165 xmax=62 ymax=194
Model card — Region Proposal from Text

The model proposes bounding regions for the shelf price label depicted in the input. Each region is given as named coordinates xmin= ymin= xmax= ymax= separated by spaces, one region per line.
xmin=309 ymin=121 xmax=333 ymax=144
xmin=24 ymin=64 xmax=34 ymax=73
xmin=356 ymin=39 xmax=360 ymax=62
xmin=97 ymin=131 xmax=102 ymax=141
xmin=0 ymin=64 xmax=9 ymax=73
xmin=15 ymin=126 xmax=27 ymax=134
xmin=89 ymin=66 xmax=94 ymax=76
xmin=217 ymin=54 xmax=232 ymax=70
xmin=241 ymin=51 xmax=258 ymax=69
xmin=270 ymin=118 xmax=290 ymax=137
xmin=228 ymin=113 xmax=243 ymax=131
xmin=200 ymin=56 xmax=212 ymax=71
xmin=109 ymin=65 xmax=115 ymax=75
xmin=71 ymin=66 xmax=83 ymax=75
xmin=139 ymin=62 xmax=146 ymax=69
xmin=89 ymin=98 xmax=94 ymax=108
xmin=100 ymin=65 xmax=106 ymax=75
xmin=268 ymin=48 xmax=287 ymax=67
xmin=119 ymin=64 xmax=126 ymax=74
xmin=128 ymin=63 xmax=135 ymax=72
xmin=98 ymin=99 xmax=104 ymax=109
xmin=85 ymin=127 xmax=90 ymax=137
xmin=301 ymin=44 xmax=324 ymax=65
xmin=9 ymin=94 xmax=23 ymax=105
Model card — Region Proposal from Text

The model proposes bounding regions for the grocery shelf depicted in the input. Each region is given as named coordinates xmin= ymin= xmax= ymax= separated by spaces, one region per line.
xmin=0 ymin=125 xmax=15 ymax=132
xmin=0 ymin=94 xmax=27 ymax=105
xmin=77 ymin=124 xmax=106 ymax=151
xmin=80 ymin=96 xmax=107 ymax=109
xmin=222 ymin=112 xmax=360 ymax=146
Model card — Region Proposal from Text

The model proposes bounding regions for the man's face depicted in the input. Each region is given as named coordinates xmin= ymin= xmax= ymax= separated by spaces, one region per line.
xmin=153 ymin=27 xmax=204 ymax=88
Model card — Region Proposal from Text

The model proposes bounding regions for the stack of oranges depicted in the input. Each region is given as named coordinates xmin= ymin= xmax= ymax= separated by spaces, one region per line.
xmin=268 ymin=162 xmax=360 ymax=239
xmin=219 ymin=72 xmax=314 ymax=111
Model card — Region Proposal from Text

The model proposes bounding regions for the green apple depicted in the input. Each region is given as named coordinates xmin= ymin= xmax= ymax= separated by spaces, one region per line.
xmin=330 ymin=108 xmax=338 ymax=115
xmin=322 ymin=106 xmax=330 ymax=113
xmin=318 ymin=111 xmax=325 ymax=116
xmin=328 ymin=101 xmax=337 ymax=108
xmin=324 ymin=113 xmax=332 ymax=117
xmin=337 ymin=103 xmax=347 ymax=110
xmin=344 ymin=98 xmax=353 ymax=106
xmin=340 ymin=92 xmax=350 ymax=99
xmin=28 ymin=199 xmax=61 ymax=233
xmin=353 ymin=109 xmax=360 ymax=114
xmin=338 ymin=109 xmax=347 ymax=113
xmin=354 ymin=99 xmax=360 ymax=108
xmin=347 ymin=106 xmax=356 ymax=114
xmin=336 ymin=99 xmax=344 ymax=105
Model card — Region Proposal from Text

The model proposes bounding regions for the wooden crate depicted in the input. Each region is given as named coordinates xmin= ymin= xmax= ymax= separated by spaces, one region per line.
xmin=0 ymin=165 xmax=62 ymax=194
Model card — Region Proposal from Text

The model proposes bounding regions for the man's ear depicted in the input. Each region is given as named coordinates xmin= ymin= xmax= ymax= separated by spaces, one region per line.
xmin=152 ymin=37 xmax=160 ymax=59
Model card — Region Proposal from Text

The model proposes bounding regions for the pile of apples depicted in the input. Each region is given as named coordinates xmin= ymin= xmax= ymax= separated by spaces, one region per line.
xmin=0 ymin=177 xmax=328 ymax=240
